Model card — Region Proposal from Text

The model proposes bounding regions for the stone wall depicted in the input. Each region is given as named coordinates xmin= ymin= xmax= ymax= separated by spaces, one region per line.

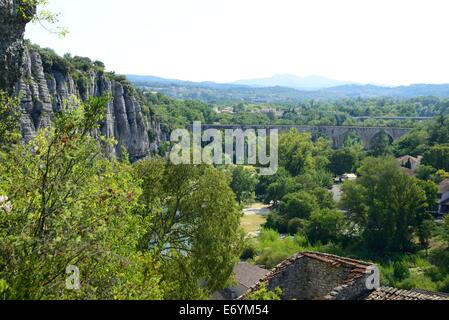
xmin=265 ymin=255 xmax=365 ymax=300
xmin=324 ymin=274 xmax=371 ymax=300
xmin=244 ymin=252 xmax=374 ymax=300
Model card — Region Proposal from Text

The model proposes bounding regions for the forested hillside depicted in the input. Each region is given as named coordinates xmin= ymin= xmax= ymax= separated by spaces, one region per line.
xmin=131 ymin=76 xmax=449 ymax=105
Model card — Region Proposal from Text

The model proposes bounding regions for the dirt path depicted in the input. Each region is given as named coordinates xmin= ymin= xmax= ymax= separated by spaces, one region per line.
xmin=241 ymin=203 xmax=271 ymax=237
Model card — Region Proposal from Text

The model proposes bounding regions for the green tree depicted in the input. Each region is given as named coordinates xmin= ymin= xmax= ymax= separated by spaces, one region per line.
xmin=311 ymin=187 xmax=336 ymax=209
xmin=343 ymin=130 xmax=364 ymax=148
xmin=394 ymin=129 xmax=429 ymax=157
xmin=416 ymin=180 xmax=438 ymax=208
xmin=0 ymin=91 xmax=21 ymax=148
xmin=306 ymin=208 xmax=346 ymax=245
xmin=417 ymin=219 xmax=435 ymax=252
xmin=328 ymin=148 xmax=357 ymax=176
xmin=368 ymin=131 xmax=393 ymax=157
xmin=416 ymin=165 xmax=437 ymax=181
xmin=429 ymin=115 xmax=449 ymax=145
xmin=263 ymin=168 xmax=297 ymax=205
xmin=422 ymin=145 xmax=449 ymax=172
xmin=230 ymin=166 xmax=259 ymax=204
xmin=279 ymin=130 xmax=315 ymax=176
xmin=305 ymin=169 xmax=334 ymax=189
xmin=134 ymin=158 xmax=243 ymax=299
xmin=341 ymin=158 xmax=431 ymax=252
xmin=264 ymin=212 xmax=289 ymax=234
xmin=0 ymin=97 xmax=164 ymax=299
xmin=287 ymin=217 xmax=306 ymax=235
xmin=279 ymin=191 xmax=318 ymax=220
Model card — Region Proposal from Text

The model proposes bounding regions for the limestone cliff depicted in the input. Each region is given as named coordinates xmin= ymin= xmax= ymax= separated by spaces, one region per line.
xmin=0 ymin=0 xmax=162 ymax=160
xmin=0 ymin=0 xmax=34 ymax=95
xmin=16 ymin=46 xmax=162 ymax=160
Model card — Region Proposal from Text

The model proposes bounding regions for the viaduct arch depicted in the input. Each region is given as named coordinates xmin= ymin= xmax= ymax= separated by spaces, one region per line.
xmin=195 ymin=125 xmax=411 ymax=149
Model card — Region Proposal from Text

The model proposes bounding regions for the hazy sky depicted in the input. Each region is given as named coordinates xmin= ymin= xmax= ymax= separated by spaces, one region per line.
xmin=25 ymin=0 xmax=449 ymax=85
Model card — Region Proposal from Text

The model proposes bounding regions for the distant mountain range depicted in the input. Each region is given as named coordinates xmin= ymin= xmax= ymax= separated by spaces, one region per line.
xmin=232 ymin=74 xmax=356 ymax=90
xmin=126 ymin=75 xmax=240 ymax=90
xmin=127 ymin=74 xmax=356 ymax=90
xmin=127 ymin=74 xmax=449 ymax=104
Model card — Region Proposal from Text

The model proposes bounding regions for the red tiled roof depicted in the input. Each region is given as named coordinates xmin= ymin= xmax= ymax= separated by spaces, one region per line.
xmin=366 ymin=287 xmax=449 ymax=300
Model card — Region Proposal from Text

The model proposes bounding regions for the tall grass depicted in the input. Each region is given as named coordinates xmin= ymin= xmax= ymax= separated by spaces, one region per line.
xmin=246 ymin=228 xmax=449 ymax=293
xmin=248 ymin=229 xmax=343 ymax=269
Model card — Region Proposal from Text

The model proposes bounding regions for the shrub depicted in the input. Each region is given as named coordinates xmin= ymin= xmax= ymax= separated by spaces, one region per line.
xmin=255 ymin=229 xmax=302 ymax=268
xmin=397 ymin=273 xmax=438 ymax=292
xmin=287 ymin=218 xmax=306 ymax=235
xmin=241 ymin=244 xmax=257 ymax=261
xmin=264 ymin=212 xmax=288 ymax=234
xmin=393 ymin=261 xmax=411 ymax=281
xmin=437 ymin=275 xmax=449 ymax=293
xmin=245 ymin=284 xmax=282 ymax=300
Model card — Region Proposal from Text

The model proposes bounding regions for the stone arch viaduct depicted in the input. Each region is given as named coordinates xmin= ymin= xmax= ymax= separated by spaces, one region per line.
xmin=197 ymin=125 xmax=411 ymax=149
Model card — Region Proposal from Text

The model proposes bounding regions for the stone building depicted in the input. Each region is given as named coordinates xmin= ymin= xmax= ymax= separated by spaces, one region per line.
xmin=397 ymin=155 xmax=422 ymax=171
xmin=240 ymin=252 xmax=449 ymax=300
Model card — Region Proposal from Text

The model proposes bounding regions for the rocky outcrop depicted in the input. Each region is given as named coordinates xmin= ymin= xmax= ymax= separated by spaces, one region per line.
xmin=0 ymin=1 xmax=161 ymax=160
xmin=0 ymin=0 xmax=34 ymax=95
xmin=15 ymin=47 xmax=162 ymax=160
